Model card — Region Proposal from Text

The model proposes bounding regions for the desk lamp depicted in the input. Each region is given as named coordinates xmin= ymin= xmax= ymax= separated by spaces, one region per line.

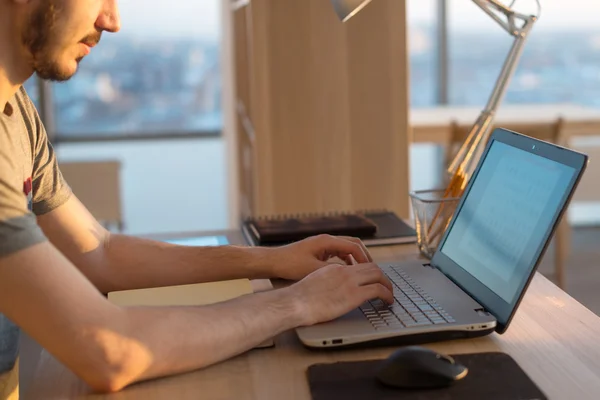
xmin=331 ymin=0 xmax=540 ymax=196
xmin=332 ymin=0 xmax=540 ymax=247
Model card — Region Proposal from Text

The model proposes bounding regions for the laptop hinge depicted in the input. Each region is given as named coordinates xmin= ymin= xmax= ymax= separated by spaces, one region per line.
xmin=474 ymin=308 xmax=491 ymax=317
xmin=427 ymin=264 xmax=492 ymax=316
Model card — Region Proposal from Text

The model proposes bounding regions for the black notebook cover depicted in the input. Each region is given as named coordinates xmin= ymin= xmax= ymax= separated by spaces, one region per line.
xmin=307 ymin=352 xmax=547 ymax=400
xmin=358 ymin=210 xmax=417 ymax=246
xmin=245 ymin=213 xmax=377 ymax=246
xmin=242 ymin=210 xmax=416 ymax=247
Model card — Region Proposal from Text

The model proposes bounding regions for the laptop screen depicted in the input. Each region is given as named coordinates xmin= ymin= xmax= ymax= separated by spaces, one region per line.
xmin=433 ymin=130 xmax=585 ymax=332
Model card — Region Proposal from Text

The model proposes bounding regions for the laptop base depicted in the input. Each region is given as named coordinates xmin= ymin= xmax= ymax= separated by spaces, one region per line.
xmin=300 ymin=326 xmax=495 ymax=350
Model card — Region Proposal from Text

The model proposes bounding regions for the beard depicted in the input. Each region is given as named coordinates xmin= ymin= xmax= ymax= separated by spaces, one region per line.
xmin=21 ymin=1 xmax=100 ymax=82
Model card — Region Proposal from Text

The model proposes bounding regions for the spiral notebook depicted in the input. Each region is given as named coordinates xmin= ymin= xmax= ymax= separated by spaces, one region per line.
xmin=242 ymin=210 xmax=416 ymax=247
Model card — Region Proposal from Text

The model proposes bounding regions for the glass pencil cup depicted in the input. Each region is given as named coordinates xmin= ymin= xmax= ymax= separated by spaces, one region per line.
xmin=409 ymin=189 xmax=461 ymax=259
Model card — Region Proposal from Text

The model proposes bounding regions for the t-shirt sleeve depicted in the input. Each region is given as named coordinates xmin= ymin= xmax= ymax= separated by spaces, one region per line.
xmin=0 ymin=129 xmax=46 ymax=258
xmin=31 ymin=134 xmax=72 ymax=215
xmin=18 ymin=90 xmax=72 ymax=216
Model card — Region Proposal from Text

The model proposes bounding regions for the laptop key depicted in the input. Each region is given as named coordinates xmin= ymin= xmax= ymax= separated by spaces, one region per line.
xmin=362 ymin=310 xmax=375 ymax=316
xmin=415 ymin=321 xmax=432 ymax=326
xmin=388 ymin=323 xmax=404 ymax=329
xmin=383 ymin=266 xmax=457 ymax=327
xmin=394 ymin=312 xmax=410 ymax=320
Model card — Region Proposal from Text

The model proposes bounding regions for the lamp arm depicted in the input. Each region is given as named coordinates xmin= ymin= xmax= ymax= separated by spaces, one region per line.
xmin=483 ymin=17 xmax=534 ymax=113
xmin=472 ymin=0 xmax=539 ymax=36
xmin=447 ymin=1 xmax=538 ymax=178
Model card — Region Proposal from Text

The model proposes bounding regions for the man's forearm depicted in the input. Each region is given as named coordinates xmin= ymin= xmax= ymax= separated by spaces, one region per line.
xmin=81 ymin=233 xmax=273 ymax=293
xmin=98 ymin=286 xmax=303 ymax=392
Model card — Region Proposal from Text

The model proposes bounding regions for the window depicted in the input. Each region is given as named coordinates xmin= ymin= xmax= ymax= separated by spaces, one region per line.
xmin=50 ymin=1 xmax=222 ymax=139
xmin=448 ymin=0 xmax=600 ymax=107
xmin=31 ymin=1 xmax=228 ymax=235
xmin=408 ymin=0 xmax=437 ymax=107
xmin=407 ymin=0 xmax=445 ymax=192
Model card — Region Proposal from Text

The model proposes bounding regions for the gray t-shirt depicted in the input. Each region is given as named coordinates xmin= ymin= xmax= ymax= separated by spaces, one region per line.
xmin=0 ymin=87 xmax=72 ymax=373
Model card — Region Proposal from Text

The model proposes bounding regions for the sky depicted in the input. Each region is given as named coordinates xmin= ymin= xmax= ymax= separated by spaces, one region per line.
xmin=115 ymin=0 xmax=221 ymax=38
xmin=409 ymin=0 xmax=600 ymax=31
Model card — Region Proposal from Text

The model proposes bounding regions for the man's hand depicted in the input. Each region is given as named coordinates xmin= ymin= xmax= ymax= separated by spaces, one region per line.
xmin=266 ymin=234 xmax=373 ymax=281
xmin=286 ymin=263 xmax=394 ymax=326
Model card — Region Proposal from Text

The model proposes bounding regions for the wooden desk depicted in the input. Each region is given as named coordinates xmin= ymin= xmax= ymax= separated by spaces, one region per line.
xmin=20 ymin=233 xmax=600 ymax=399
xmin=411 ymin=103 xmax=600 ymax=144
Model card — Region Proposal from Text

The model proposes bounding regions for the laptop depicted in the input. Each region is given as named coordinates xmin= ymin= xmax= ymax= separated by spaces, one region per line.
xmin=296 ymin=128 xmax=588 ymax=348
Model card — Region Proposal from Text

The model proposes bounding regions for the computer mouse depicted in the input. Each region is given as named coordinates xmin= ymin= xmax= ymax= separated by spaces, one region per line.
xmin=375 ymin=346 xmax=468 ymax=389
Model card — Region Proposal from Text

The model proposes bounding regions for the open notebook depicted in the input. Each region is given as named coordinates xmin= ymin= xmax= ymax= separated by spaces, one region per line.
xmin=108 ymin=279 xmax=274 ymax=348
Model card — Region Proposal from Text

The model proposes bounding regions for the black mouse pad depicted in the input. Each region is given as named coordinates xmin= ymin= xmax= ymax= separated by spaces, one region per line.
xmin=307 ymin=352 xmax=547 ymax=400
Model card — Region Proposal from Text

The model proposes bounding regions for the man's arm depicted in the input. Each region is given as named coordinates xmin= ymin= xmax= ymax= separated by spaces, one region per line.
xmin=37 ymin=196 xmax=278 ymax=293
xmin=0 ymin=239 xmax=392 ymax=392
xmin=37 ymin=196 xmax=372 ymax=293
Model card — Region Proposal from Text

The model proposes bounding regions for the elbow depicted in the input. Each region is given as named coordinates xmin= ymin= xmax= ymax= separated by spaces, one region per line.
xmin=78 ymin=354 xmax=147 ymax=394
xmin=85 ymin=374 xmax=128 ymax=394
xmin=79 ymin=352 xmax=152 ymax=394
xmin=74 ymin=325 xmax=154 ymax=393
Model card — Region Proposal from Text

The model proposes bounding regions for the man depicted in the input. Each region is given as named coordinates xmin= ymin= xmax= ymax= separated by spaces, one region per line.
xmin=0 ymin=0 xmax=394 ymax=394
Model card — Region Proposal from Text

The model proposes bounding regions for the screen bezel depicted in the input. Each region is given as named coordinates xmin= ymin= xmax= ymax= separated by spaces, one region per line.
xmin=431 ymin=128 xmax=588 ymax=333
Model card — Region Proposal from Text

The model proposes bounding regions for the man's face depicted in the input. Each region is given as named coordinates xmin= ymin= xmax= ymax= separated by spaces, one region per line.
xmin=20 ymin=0 xmax=121 ymax=82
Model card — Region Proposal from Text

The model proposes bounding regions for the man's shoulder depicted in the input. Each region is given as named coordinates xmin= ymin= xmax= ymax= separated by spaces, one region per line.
xmin=10 ymin=85 xmax=43 ymax=142
xmin=15 ymin=86 xmax=37 ymax=115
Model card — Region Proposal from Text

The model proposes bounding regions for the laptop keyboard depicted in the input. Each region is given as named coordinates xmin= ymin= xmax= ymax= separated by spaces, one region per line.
xmin=359 ymin=266 xmax=456 ymax=330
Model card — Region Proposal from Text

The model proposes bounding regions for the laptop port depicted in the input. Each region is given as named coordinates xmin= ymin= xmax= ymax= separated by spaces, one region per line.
xmin=332 ymin=339 xmax=343 ymax=345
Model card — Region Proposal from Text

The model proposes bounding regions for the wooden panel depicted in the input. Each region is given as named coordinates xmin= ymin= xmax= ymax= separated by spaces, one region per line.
xmin=233 ymin=7 xmax=251 ymax=117
xmin=346 ymin=0 xmax=409 ymax=216
xmin=242 ymin=0 xmax=410 ymax=218
xmin=263 ymin=0 xmax=352 ymax=213
xmin=233 ymin=5 xmax=258 ymax=218
xmin=246 ymin=0 xmax=275 ymax=214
